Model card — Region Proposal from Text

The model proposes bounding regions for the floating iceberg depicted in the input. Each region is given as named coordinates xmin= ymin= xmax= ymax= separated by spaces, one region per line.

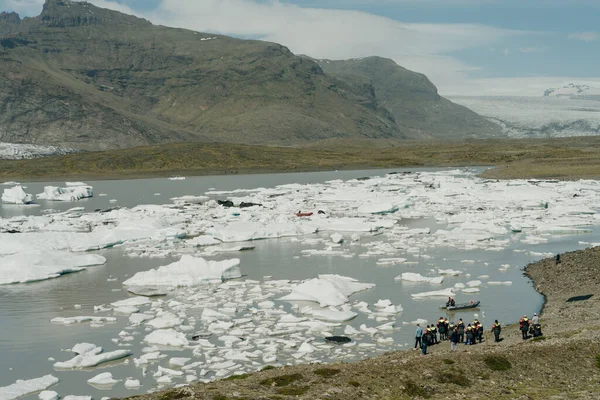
xmin=123 ymin=255 xmax=241 ymax=287
xmin=54 ymin=349 xmax=131 ymax=369
xmin=87 ymin=372 xmax=120 ymax=386
xmin=309 ymin=308 xmax=358 ymax=322
xmin=0 ymin=375 xmax=59 ymax=400
xmin=0 ymin=252 xmax=106 ymax=285
xmin=144 ymin=329 xmax=190 ymax=347
xmin=357 ymin=202 xmax=399 ymax=215
xmin=208 ymin=221 xmax=317 ymax=242
xmin=37 ymin=185 xmax=93 ymax=201
xmin=438 ymin=269 xmax=463 ymax=276
xmin=51 ymin=316 xmax=116 ymax=325
xmin=170 ymin=195 xmax=209 ymax=205
xmin=411 ymin=288 xmax=456 ymax=298
xmin=398 ymin=272 xmax=444 ymax=284
xmin=39 ymin=391 xmax=59 ymax=400
xmin=2 ymin=185 xmax=34 ymax=204
xmin=279 ymin=275 xmax=375 ymax=307
xmin=187 ymin=235 xmax=221 ymax=247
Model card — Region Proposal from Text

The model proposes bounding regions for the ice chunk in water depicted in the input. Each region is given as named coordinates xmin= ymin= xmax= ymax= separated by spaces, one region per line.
xmin=125 ymin=379 xmax=141 ymax=389
xmin=2 ymin=185 xmax=34 ymax=204
xmin=123 ymin=255 xmax=241 ymax=287
xmin=398 ymin=273 xmax=444 ymax=284
xmin=0 ymin=375 xmax=59 ymax=400
xmin=54 ymin=349 xmax=131 ymax=369
xmin=411 ymin=288 xmax=455 ymax=298
xmin=144 ymin=329 xmax=190 ymax=347
xmin=37 ymin=185 xmax=93 ymax=201
xmin=87 ymin=372 xmax=120 ymax=386
xmin=39 ymin=391 xmax=59 ymax=400
xmin=0 ymin=252 xmax=106 ymax=285
xmin=279 ymin=274 xmax=374 ymax=307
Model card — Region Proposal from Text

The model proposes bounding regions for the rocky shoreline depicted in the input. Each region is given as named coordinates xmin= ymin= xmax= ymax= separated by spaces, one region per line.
xmin=127 ymin=248 xmax=600 ymax=400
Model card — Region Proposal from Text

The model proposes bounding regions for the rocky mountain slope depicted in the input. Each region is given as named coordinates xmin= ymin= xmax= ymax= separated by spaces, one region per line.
xmin=315 ymin=57 xmax=502 ymax=139
xmin=0 ymin=0 xmax=501 ymax=150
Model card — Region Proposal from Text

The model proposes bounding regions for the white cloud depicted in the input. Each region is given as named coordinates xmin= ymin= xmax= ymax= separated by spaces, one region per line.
xmin=125 ymin=0 xmax=524 ymax=92
xmin=568 ymin=31 xmax=599 ymax=42
xmin=503 ymin=48 xmax=511 ymax=56
xmin=6 ymin=0 xmax=594 ymax=97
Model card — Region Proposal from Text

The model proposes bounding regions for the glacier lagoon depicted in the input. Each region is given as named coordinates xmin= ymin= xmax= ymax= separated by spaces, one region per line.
xmin=1 ymin=167 xmax=599 ymax=399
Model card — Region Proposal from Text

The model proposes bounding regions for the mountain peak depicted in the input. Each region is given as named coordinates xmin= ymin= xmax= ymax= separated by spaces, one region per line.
xmin=39 ymin=0 xmax=150 ymax=28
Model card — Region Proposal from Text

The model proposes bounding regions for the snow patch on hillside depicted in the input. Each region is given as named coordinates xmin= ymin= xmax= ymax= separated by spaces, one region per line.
xmin=0 ymin=143 xmax=75 ymax=160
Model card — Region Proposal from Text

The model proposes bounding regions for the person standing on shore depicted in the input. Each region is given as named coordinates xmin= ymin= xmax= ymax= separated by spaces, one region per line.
xmin=421 ymin=333 xmax=428 ymax=356
xmin=491 ymin=320 xmax=502 ymax=342
xmin=457 ymin=319 xmax=465 ymax=343
xmin=415 ymin=324 xmax=423 ymax=349
xmin=532 ymin=313 xmax=540 ymax=325
xmin=519 ymin=315 xmax=529 ymax=340
xmin=450 ymin=327 xmax=459 ymax=351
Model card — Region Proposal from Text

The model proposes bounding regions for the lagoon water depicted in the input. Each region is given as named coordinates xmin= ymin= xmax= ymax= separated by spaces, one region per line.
xmin=0 ymin=168 xmax=596 ymax=399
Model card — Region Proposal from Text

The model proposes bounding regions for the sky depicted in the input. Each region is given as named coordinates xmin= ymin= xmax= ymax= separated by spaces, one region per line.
xmin=2 ymin=0 xmax=600 ymax=96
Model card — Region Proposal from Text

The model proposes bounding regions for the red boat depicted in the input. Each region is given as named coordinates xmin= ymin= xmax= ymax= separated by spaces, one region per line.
xmin=296 ymin=211 xmax=313 ymax=217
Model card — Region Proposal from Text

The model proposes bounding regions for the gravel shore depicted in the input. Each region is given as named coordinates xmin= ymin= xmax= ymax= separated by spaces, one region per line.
xmin=128 ymin=248 xmax=600 ymax=400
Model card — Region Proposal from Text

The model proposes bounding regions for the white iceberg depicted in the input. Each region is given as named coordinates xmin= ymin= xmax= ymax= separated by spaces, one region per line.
xmin=0 ymin=252 xmax=106 ymax=285
xmin=278 ymin=275 xmax=374 ymax=307
xmin=87 ymin=372 xmax=120 ymax=386
xmin=170 ymin=195 xmax=209 ymax=205
xmin=125 ymin=379 xmax=141 ymax=389
xmin=0 ymin=375 xmax=59 ymax=400
xmin=37 ymin=185 xmax=93 ymax=201
xmin=438 ymin=269 xmax=463 ymax=276
xmin=2 ymin=185 xmax=34 ymax=204
xmin=187 ymin=235 xmax=221 ymax=247
xmin=39 ymin=391 xmax=59 ymax=400
xmin=51 ymin=316 xmax=116 ymax=325
xmin=310 ymin=308 xmax=357 ymax=322
xmin=398 ymin=273 xmax=444 ymax=284
xmin=54 ymin=349 xmax=132 ymax=369
xmin=357 ymin=202 xmax=399 ymax=215
xmin=123 ymin=255 xmax=241 ymax=287
xmin=144 ymin=329 xmax=190 ymax=347
xmin=411 ymin=288 xmax=456 ymax=298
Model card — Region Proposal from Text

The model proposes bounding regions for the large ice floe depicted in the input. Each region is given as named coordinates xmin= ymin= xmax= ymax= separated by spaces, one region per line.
xmin=37 ymin=185 xmax=93 ymax=201
xmin=0 ymin=375 xmax=59 ymax=399
xmin=0 ymin=252 xmax=106 ymax=284
xmin=278 ymin=275 xmax=375 ymax=307
xmin=4 ymin=168 xmax=600 ymax=397
xmin=1 ymin=185 xmax=35 ymax=204
xmin=123 ymin=256 xmax=241 ymax=287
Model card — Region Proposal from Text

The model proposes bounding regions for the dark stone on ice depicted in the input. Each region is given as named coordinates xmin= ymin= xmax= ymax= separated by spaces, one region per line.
xmin=218 ymin=200 xmax=235 ymax=208
xmin=239 ymin=202 xmax=262 ymax=208
xmin=325 ymin=336 xmax=352 ymax=344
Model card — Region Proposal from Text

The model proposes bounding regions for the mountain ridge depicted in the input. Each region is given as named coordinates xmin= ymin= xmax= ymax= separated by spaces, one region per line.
xmin=0 ymin=0 xmax=501 ymax=150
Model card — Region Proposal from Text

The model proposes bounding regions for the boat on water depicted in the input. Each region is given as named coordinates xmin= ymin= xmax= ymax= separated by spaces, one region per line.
xmin=168 ymin=176 xmax=186 ymax=181
xmin=296 ymin=211 xmax=313 ymax=217
xmin=439 ymin=300 xmax=480 ymax=311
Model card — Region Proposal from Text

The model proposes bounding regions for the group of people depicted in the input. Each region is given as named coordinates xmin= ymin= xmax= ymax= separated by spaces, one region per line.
xmin=414 ymin=313 xmax=542 ymax=355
